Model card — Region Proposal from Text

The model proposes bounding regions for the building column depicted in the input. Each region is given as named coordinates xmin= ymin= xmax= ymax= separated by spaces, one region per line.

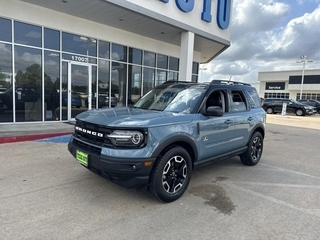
xmin=179 ymin=31 xmax=194 ymax=81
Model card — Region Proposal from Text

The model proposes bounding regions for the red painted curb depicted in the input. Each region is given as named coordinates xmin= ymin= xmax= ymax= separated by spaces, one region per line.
xmin=0 ymin=132 xmax=73 ymax=144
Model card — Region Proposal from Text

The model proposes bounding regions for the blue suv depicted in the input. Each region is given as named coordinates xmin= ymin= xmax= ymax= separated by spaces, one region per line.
xmin=68 ymin=80 xmax=266 ymax=202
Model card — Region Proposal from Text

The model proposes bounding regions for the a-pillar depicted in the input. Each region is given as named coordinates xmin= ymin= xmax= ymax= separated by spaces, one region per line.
xmin=179 ymin=31 xmax=194 ymax=81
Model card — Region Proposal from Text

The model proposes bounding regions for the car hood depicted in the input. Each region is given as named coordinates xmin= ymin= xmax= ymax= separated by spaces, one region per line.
xmin=75 ymin=107 xmax=193 ymax=127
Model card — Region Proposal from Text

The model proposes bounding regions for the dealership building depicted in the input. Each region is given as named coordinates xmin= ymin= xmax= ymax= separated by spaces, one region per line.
xmin=258 ymin=69 xmax=320 ymax=101
xmin=0 ymin=0 xmax=232 ymax=124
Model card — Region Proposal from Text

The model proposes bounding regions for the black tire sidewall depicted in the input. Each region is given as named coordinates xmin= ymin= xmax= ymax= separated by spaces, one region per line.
xmin=242 ymin=132 xmax=263 ymax=166
xmin=266 ymin=107 xmax=273 ymax=114
xmin=150 ymin=146 xmax=192 ymax=203
xmin=295 ymin=109 xmax=304 ymax=116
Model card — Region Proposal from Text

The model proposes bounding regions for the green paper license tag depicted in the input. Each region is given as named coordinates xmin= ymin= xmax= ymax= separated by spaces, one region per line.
xmin=76 ymin=150 xmax=88 ymax=167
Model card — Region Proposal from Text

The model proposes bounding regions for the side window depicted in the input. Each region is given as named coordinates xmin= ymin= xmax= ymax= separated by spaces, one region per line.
xmin=205 ymin=90 xmax=227 ymax=113
xmin=245 ymin=90 xmax=261 ymax=108
xmin=231 ymin=90 xmax=247 ymax=112
xmin=308 ymin=102 xmax=315 ymax=106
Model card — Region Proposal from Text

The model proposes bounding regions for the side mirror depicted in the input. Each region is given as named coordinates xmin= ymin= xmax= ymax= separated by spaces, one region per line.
xmin=205 ymin=106 xmax=223 ymax=116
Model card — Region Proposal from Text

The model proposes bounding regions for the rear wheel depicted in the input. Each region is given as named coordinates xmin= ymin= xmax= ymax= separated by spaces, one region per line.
xmin=240 ymin=132 xmax=263 ymax=166
xmin=295 ymin=109 xmax=304 ymax=116
xmin=148 ymin=146 xmax=192 ymax=203
xmin=266 ymin=107 xmax=273 ymax=114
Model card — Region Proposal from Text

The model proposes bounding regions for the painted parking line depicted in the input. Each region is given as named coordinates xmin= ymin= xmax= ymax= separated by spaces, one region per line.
xmin=35 ymin=134 xmax=72 ymax=143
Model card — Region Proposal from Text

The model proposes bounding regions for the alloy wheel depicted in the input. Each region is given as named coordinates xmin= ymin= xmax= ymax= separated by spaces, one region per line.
xmin=250 ymin=136 xmax=262 ymax=161
xmin=162 ymin=156 xmax=187 ymax=194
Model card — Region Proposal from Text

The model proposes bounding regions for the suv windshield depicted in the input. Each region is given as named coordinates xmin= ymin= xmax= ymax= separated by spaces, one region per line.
xmin=133 ymin=83 xmax=205 ymax=113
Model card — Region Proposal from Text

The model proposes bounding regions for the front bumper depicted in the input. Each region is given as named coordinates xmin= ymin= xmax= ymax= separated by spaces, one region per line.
xmin=305 ymin=109 xmax=315 ymax=115
xmin=68 ymin=140 xmax=156 ymax=188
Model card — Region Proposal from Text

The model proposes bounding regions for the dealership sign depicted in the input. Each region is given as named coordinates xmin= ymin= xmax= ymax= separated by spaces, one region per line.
xmin=159 ymin=0 xmax=231 ymax=29
xmin=265 ymin=82 xmax=285 ymax=90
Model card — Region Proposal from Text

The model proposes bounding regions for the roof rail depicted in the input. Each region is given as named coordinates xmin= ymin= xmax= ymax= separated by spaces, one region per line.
xmin=210 ymin=80 xmax=251 ymax=86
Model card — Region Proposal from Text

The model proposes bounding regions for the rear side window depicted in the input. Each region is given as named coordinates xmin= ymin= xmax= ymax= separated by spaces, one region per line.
xmin=231 ymin=90 xmax=247 ymax=112
xmin=245 ymin=90 xmax=261 ymax=108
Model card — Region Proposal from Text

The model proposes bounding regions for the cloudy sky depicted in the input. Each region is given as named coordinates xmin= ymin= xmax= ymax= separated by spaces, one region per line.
xmin=200 ymin=0 xmax=320 ymax=83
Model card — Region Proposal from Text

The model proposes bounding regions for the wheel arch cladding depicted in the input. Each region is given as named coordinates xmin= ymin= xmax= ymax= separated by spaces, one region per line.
xmin=151 ymin=137 xmax=198 ymax=168
xmin=253 ymin=125 xmax=265 ymax=139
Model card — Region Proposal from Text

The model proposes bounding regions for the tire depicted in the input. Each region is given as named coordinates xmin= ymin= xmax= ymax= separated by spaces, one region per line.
xmin=295 ymin=109 xmax=304 ymax=116
xmin=148 ymin=146 xmax=192 ymax=203
xmin=240 ymin=132 xmax=263 ymax=166
xmin=266 ymin=107 xmax=273 ymax=114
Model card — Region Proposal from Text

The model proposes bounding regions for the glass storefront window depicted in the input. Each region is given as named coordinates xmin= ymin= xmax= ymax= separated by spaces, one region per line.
xmin=62 ymin=33 xmax=97 ymax=57
xmin=144 ymin=51 xmax=156 ymax=67
xmin=155 ymin=69 xmax=167 ymax=86
xmin=169 ymin=57 xmax=179 ymax=71
xmin=192 ymin=75 xmax=198 ymax=82
xmin=14 ymin=46 xmax=42 ymax=122
xmin=0 ymin=43 xmax=13 ymax=122
xmin=91 ymin=65 xmax=97 ymax=108
xmin=128 ymin=65 xmax=142 ymax=106
xmin=111 ymin=43 xmax=127 ymax=62
xmin=168 ymin=71 xmax=178 ymax=81
xmin=44 ymin=28 xmax=60 ymax=51
xmin=129 ymin=48 xmax=142 ymax=65
xmin=97 ymin=59 xmax=111 ymax=108
xmin=0 ymin=18 xmax=189 ymax=124
xmin=143 ymin=67 xmax=155 ymax=95
xmin=44 ymin=51 xmax=60 ymax=121
xmin=0 ymin=17 xmax=12 ymax=42
xmin=99 ymin=40 xmax=110 ymax=59
xmin=157 ymin=54 xmax=168 ymax=69
xmin=111 ymin=62 xmax=127 ymax=107
xmin=265 ymin=93 xmax=289 ymax=99
xmin=61 ymin=62 xmax=68 ymax=121
xmin=192 ymin=62 xmax=199 ymax=74
xmin=14 ymin=21 xmax=42 ymax=47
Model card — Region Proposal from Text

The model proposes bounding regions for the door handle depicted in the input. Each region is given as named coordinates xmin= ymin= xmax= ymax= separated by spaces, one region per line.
xmin=247 ymin=116 xmax=254 ymax=121
xmin=224 ymin=119 xmax=233 ymax=124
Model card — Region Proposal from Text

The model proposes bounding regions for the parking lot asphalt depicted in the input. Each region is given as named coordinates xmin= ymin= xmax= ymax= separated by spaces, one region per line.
xmin=1 ymin=122 xmax=320 ymax=240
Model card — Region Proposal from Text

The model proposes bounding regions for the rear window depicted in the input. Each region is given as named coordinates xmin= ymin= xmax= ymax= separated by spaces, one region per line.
xmin=245 ymin=90 xmax=261 ymax=108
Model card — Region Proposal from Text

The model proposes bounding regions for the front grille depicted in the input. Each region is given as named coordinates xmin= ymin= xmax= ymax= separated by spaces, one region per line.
xmin=74 ymin=120 xmax=113 ymax=147
xmin=73 ymin=138 xmax=101 ymax=155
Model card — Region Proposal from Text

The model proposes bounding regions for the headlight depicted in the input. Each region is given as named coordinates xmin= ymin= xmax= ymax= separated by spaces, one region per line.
xmin=107 ymin=130 xmax=145 ymax=147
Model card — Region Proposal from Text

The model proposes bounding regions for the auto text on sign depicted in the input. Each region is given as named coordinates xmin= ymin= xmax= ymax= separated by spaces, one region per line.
xmin=159 ymin=0 xmax=231 ymax=29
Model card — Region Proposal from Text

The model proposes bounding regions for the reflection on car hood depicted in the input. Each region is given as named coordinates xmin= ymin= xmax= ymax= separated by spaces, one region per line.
xmin=75 ymin=107 xmax=193 ymax=127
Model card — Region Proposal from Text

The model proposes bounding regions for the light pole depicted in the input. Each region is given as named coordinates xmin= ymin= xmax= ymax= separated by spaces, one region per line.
xmin=296 ymin=55 xmax=313 ymax=100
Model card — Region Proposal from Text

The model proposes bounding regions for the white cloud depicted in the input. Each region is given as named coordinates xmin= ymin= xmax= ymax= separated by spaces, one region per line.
xmin=203 ymin=1 xmax=320 ymax=83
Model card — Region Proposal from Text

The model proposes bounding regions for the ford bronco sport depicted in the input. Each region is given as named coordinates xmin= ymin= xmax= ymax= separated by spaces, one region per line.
xmin=68 ymin=80 xmax=266 ymax=202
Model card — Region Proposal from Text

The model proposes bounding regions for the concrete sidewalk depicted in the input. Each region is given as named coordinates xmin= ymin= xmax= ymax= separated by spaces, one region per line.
xmin=266 ymin=113 xmax=320 ymax=130
xmin=0 ymin=122 xmax=74 ymax=144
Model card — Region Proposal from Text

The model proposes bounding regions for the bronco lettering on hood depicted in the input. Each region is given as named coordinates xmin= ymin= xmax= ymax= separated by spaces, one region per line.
xmin=75 ymin=126 xmax=104 ymax=138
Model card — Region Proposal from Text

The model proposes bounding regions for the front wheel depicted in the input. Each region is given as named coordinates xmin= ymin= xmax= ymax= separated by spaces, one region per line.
xmin=240 ymin=132 xmax=263 ymax=166
xmin=148 ymin=146 xmax=192 ymax=203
